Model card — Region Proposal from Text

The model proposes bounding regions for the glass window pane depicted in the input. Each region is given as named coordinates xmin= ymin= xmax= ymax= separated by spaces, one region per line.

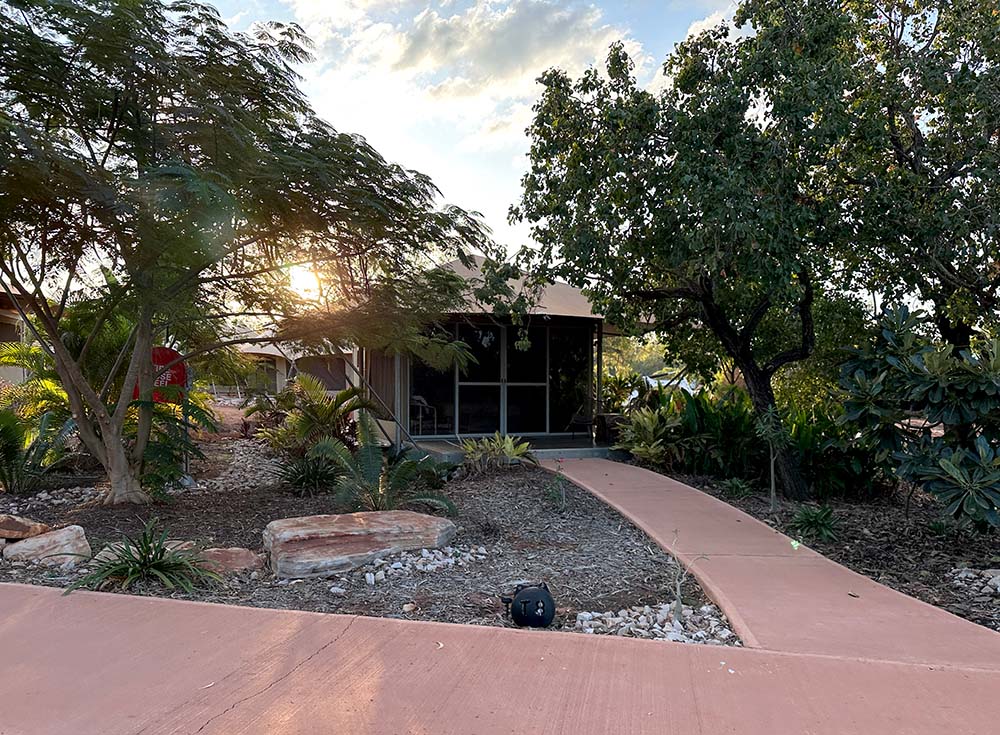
xmin=507 ymin=327 xmax=547 ymax=383
xmin=458 ymin=325 xmax=501 ymax=382
xmin=549 ymin=327 xmax=591 ymax=432
xmin=410 ymin=360 xmax=454 ymax=436
xmin=458 ymin=385 xmax=501 ymax=434
xmin=507 ymin=385 xmax=547 ymax=434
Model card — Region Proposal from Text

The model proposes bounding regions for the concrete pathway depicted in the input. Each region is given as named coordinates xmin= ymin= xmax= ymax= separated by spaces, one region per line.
xmin=1 ymin=583 xmax=998 ymax=735
xmin=545 ymin=458 xmax=1000 ymax=668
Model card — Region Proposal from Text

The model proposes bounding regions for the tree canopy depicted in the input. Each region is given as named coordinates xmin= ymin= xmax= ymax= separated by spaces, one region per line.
xmin=511 ymin=7 xmax=854 ymax=498
xmin=0 ymin=0 xmax=491 ymax=502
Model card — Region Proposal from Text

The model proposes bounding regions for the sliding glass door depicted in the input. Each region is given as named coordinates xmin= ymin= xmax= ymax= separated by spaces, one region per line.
xmin=457 ymin=324 xmax=503 ymax=434
xmin=409 ymin=322 xmax=592 ymax=437
xmin=505 ymin=326 xmax=547 ymax=434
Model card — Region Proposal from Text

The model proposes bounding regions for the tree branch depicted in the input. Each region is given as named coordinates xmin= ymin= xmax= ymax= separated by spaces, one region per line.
xmin=763 ymin=271 xmax=815 ymax=375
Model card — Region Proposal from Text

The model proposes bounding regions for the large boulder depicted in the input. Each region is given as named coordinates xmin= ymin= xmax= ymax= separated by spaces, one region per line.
xmin=2 ymin=525 xmax=91 ymax=567
xmin=263 ymin=511 xmax=457 ymax=579
xmin=0 ymin=514 xmax=51 ymax=540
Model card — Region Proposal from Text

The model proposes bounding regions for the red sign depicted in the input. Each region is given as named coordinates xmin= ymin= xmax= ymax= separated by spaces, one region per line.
xmin=133 ymin=346 xmax=188 ymax=403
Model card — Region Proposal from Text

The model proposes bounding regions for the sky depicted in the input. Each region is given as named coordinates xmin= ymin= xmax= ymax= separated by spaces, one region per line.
xmin=210 ymin=1 xmax=737 ymax=251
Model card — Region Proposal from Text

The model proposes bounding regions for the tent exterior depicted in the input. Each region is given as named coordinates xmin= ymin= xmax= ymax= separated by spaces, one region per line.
xmin=219 ymin=344 xmax=355 ymax=397
xmin=0 ymin=291 xmax=28 ymax=386
xmin=361 ymin=258 xmax=609 ymax=446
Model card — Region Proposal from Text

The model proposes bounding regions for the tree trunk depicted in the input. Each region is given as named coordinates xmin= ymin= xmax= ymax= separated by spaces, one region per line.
xmin=934 ymin=312 xmax=975 ymax=350
xmin=103 ymin=440 xmax=150 ymax=505
xmin=742 ymin=365 xmax=811 ymax=501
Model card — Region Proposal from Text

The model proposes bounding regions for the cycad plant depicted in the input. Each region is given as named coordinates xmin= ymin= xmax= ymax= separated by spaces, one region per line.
xmin=0 ymin=342 xmax=73 ymax=423
xmin=255 ymin=375 xmax=377 ymax=455
xmin=0 ymin=409 xmax=74 ymax=494
xmin=310 ymin=414 xmax=456 ymax=514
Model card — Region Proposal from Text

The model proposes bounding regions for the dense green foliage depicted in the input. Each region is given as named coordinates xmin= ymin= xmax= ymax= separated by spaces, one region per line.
xmin=509 ymin=0 xmax=999 ymax=505
xmin=0 ymin=409 xmax=73 ymax=494
xmin=614 ymin=386 xmax=889 ymax=502
xmin=255 ymin=376 xmax=376 ymax=456
xmin=510 ymin=7 xmax=857 ymax=498
xmin=842 ymin=308 xmax=1000 ymax=527
xmin=309 ymin=416 xmax=456 ymax=514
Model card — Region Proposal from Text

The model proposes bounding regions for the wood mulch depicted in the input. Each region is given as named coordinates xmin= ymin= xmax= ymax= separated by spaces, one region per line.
xmin=682 ymin=473 xmax=1000 ymax=632
xmin=0 ymin=440 xmax=719 ymax=636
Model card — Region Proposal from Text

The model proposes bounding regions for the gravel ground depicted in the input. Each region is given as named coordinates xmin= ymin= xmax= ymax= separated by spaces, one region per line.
xmin=0 ymin=440 xmax=739 ymax=646
xmin=681 ymin=472 xmax=1000 ymax=632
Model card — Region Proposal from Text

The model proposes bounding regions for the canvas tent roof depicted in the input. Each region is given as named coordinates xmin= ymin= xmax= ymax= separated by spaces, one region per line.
xmin=442 ymin=255 xmax=607 ymax=323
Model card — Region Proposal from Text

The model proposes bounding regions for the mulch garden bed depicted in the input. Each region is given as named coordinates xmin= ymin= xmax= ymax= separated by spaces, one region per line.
xmin=0 ymin=439 xmax=739 ymax=645
xmin=677 ymin=472 xmax=1000 ymax=632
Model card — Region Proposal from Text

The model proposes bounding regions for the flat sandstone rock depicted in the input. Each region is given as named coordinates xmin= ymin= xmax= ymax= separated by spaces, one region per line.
xmin=0 ymin=514 xmax=51 ymax=540
xmin=2 ymin=525 xmax=91 ymax=567
xmin=263 ymin=511 xmax=456 ymax=579
xmin=201 ymin=547 xmax=265 ymax=574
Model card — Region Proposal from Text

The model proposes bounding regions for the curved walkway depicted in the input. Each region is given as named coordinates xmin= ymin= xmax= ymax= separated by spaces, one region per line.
xmin=545 ymin=458 xmax=1000 ymax=669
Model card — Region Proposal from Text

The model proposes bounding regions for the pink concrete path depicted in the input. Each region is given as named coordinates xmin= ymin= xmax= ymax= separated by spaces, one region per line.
xmin=545 ymin=458 xmax=1000 ymax=669
xmin=1 ymin=582 xmax=999 ymax=735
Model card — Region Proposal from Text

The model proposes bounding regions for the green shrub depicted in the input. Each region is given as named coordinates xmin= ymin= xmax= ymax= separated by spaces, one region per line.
xmin=908 ymin=437 xmax=1000 ymax=528
xmin=255 ymin=377 xmax=377 ymax=456
xmin=278 ymin=455 xmax=342 ymax=496
xmin=311 ymin=415 xmax=456 ymax=514
xmin=789 ymin=505 xmax=838 ymax=541
xmin=387 ymin=447 xmax=455 ymax=489
xmin=841 ymin=307 xmax=1000 ymax=527
xmin=785 ymin=408 xmax=891 ymax=501
xmin=614 ymin=388 xmax=766 ymax=478
xmin=68 ymin=519 xmax=220 ymax=593
xmin=717 ymin=478 xmax=754 ymax=499
xmin=0 ymin=410 xmax=73 ymax=495
xmin=461 ymin=432 xmax=536 ymax=474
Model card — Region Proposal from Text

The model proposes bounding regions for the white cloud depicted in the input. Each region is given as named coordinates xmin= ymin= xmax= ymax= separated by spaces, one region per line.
xmin=684 ymin=2 xmax=753 ymax=41
xmin=279 ymin=1 xmax=643 ymax=247
xmin=686 ymin=9 xmax=729 ymax=39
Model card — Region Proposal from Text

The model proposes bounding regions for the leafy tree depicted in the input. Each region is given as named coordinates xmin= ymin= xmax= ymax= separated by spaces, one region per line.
xmin=512 ymin=11 xmax=854 ymax=498
xmin=0 ymin=1 xmax=489 ymax=503
xmin=603 ymin=336 xmax=670 ymax=378
xmin=747 ymin=0 xmax=1000 ymax=346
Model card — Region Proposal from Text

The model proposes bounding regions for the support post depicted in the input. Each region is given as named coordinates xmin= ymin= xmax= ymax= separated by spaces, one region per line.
xmin=393 ymin=353 xmax=402 ymax=446
xmin=596 ymin=320 xmax=604 ymax=414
